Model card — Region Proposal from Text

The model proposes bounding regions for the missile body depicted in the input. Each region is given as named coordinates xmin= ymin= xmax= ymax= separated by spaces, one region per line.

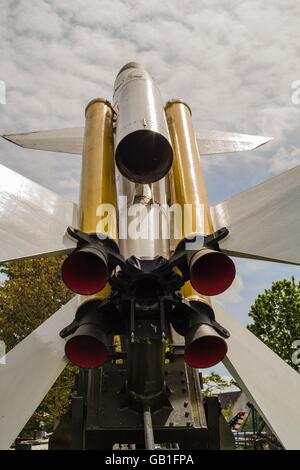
xmin=112 ymin=64 xmax=173 ymax=405
xmin=115 ymin=171 xmax=170 ymax=259
xmin=113 ymin=62 xmax=173 ymax=184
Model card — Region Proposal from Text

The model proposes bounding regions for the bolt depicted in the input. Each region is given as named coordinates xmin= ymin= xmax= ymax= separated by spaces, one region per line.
xmin=184 ymin=401 xmax=188 ymax=408
xmin=185 ymin=411 xmax=189 ymax=418
xmin=182 ymin=388 xmax=187 ymax=393
xmin=180 ymin=371 xmax=184 ymax=376
xmin=181 ymin=379 xmax=185 ymax=384
xmin=186 ymin=422 xmax=191 ymax=427
xmin=169 ymin=422 xmax=174 ymax=427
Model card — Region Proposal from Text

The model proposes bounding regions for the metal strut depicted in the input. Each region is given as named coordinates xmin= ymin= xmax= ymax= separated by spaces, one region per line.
xmin=143 ymin=405 xmax=155 ymax=450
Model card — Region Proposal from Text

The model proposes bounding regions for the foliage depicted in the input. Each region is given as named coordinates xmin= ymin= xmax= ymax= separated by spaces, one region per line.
xmin=202 ymin=372 xmax=238 ymax=421
xmin=248 ymin=277 xmax=300 ymax=371
xmin=202 ymin=372 xmax=238 ymax=397
xmin=222 ymin=403 xmax=234 ymax=421
xmin=0 ymin=256 xmax=75 ymax=436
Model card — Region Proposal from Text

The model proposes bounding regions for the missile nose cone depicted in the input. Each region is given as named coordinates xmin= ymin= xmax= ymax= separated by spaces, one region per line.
xmin=117 ymin=62 xmax=144 ymax=76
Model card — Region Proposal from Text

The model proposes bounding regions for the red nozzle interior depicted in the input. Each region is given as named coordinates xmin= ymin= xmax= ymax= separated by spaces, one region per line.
xmin=62 ymin=249 xmax=108 ymax=295
xmin=184 ymin=335 xmax=227 ymax=369
xmin=190 ymin=250 xmax=236 ymax=296
xmin=65 ymin=335 xmax=109 ymax=369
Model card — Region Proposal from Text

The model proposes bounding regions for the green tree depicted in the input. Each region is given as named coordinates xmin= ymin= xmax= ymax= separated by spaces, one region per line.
xmin=202 ymin=372 xmax=239 ymax=421
xmin=248 ymin=277 xmax=300 ymax=371
xmin=202 ymin=372 xmax=238 ymax=397
xmin=0 ymin=256 xmax=75 ymax=436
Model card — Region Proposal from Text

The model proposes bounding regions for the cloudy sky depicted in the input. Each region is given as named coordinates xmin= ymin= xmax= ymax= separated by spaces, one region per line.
xmin=1 ymin=0 xmax=300 ymax=374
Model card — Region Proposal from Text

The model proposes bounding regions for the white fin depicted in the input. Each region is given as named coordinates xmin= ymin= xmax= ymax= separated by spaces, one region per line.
xmin=0 ymin=296 xmax=78 ymax=449
xmin=212 ymin=165 xmax=300 ymax=265
xmin=0 ymin=163 xmax=77 ymax=262
xmin=213 ymin=300 xmax=300 ymax=450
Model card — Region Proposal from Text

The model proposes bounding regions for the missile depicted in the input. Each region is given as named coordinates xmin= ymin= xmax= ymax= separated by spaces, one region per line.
xmin=61 ymin=69 xmax=232 ymax=372
xmin=113 ymin=62 xmax=173 ymax=184
xmin=5 ymin=62 xmax=300 ymax=450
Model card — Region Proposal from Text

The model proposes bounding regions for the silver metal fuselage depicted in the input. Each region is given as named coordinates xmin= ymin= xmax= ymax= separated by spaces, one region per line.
xmin=113 ymin=63 xmax=170 ymax=260
xmin=113 ymin=62 xmax=173 ymax=184
xmin=115 ymin=169 xmax=170 ymax=260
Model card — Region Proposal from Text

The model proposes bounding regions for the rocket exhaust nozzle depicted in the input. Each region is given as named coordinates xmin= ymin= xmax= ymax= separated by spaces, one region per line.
xmin=115 ymin=130 xmax=173 ymax=184
xmin=61 ymin=299 xmax=118 ymax=369
xmin=184 ymin=323 xmax=228 ymax=369
xmin=170 ymin=300 xmax=229 ymax=369
xmin=189 ymin=248 xmax=236 ymax=296
xmin=62 ymin=245 xmax=108 ymax=295
xmin=65 ymin=325 xmax=109 ymax=369
xmin=114 ymin=62 xmax=173 ymax=184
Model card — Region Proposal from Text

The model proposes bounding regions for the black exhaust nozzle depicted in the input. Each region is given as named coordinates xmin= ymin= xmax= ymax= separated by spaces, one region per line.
xmin=170 ymin=300 xmax=230 ymax=369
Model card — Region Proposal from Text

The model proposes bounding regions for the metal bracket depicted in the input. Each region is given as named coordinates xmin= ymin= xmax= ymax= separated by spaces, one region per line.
xmin=169 ymin=227 xmax=230 ymax=281
xmin=66 ymin=226 xmax=125 ymax=272
xmin=170 ymin=299 xmax=230 ymax=340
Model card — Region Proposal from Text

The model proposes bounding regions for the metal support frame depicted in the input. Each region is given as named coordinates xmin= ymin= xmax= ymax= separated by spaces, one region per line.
xmin=49 ymin=358 xmax=235 ymax=450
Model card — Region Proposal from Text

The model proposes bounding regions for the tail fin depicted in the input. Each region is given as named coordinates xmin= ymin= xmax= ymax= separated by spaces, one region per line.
xmin=2 ymin=127 xmax=84 ymax=155
xmin=0 ymin=163 xmax=77 ymax=262
xmin=2 ymin=128 xmax=271 ymax=156
xmin=0 ymin=296 xmax=78 ymax=449
xmin=213 ymin=300 xmax=300 ymax=450
xmin=197 ymin=130 xmax=271 ymax=155
xmin=212 ymin=165 xmax=300 ymax=265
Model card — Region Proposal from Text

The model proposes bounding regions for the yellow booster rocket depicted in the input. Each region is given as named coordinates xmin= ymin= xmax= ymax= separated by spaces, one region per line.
xmin=165 ymin=99 xmax=235 ymax=368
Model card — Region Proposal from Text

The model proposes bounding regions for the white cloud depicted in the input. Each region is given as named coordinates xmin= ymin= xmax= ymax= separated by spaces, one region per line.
xmin=0 ymin=1 xmax=299 ymax=247
xmin=215 ymin=274 xmax=244 ymax=305
xmin=269 ymin=145 xmax=300 ymax=173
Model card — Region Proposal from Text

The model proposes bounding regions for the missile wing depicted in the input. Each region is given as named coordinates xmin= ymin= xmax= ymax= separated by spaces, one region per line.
xmin=2 ymin=129 xmax=271 ymax=157
xmin=212 ymin=165 xmax=300 ymax=265
xmin=197 ymin=130 xmax=272 ymax=155
xmin=0 ymin=296 xmax=78 ymax=450
xmin=0 ymin=163 xmax=77 ymax=262
xmin=2 ymin=127 xmax=84 ymax=155
xmin=213 ymin=300 xmax=300 ymax=450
